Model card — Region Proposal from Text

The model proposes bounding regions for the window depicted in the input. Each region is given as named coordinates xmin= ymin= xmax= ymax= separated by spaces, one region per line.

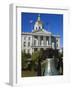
xmin=24 ymin=36 xmax=26 ymax=40
xmin=39 ymin=26 xmax=40 ymax=30
xmin=56 ymin=44 xmax=58 ymax=47
xmin=28 ymin=42 xmax=30 ymax=46
xmin=56 ymin=40 xmax=58 ymax=42
xmin=46 ymin=37 xmax=49 ymax=40
xmin=24 ymin=42 xmax=26 ymax=47
xmin=36 ymin=27 xmax=37 ymax=30
xmin=41 ymin=36 xmax=43 ymax=40
xmin=34 ymin=40 xmax=36 ymax=46
xmin=28 ymin=37 xmax=30 ymax=40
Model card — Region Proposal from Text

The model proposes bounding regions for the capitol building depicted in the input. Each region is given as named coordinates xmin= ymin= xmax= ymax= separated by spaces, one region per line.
xmin=21 ymin=14 xmax=60 ymax=54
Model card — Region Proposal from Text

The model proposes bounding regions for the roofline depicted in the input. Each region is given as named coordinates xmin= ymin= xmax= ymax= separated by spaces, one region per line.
xmin=52 ymin=35 xmax=60 ymax=37
xmin=21 ymin=32 xmax=60 ymax=37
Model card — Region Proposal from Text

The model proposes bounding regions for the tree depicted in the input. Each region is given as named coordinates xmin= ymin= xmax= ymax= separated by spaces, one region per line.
xmin=21 ymin=51 xmax=27 ymax=70
xmin=57 ymin=51 xmax=63 ymax=75
xmin=43 ymin=48 xmax=54 ymax=58
xmin=21 ymin=51 xmax=31 ymax=70
xmin=32 ymin=50 xmax=43 ymax=76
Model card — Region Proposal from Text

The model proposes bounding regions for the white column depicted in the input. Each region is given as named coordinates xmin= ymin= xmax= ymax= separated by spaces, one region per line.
xmin=36 ymin=36 xmax=38 ymax=46
xmin=42 ymin=40 xmax=43 ymax=46
xmin=49 ymin=36 xmax=51 ymax=45
xmin=43 ymin=36 xmax=46 ymax=46
xmin=57 ymin=38 xmax=60 ymax=49
xmin=38 ymin=36 xmax=40 ymax=46
xmin=32 ymin=48 xmax=34 ymax=53
xmin=32 ymin=35 xmax=34 ymax=46
xmin=58 ymin=38 xmax=60 ymax=49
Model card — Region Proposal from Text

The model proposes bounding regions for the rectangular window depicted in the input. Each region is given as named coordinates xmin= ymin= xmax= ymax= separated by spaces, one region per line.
xmin=24 ymin=42 xmax=26 ymax=47
xmin=56 ymin=40 xmax=58 ymax=42
xmin=28 ymin=42 xmax=30 ymax=46
xmin=28 ymin=37 xmax=30 ymax=40
xmin=24 ymin=36 xmax=26 ymax=40
xmin=34 ymin=40 xmax=36 ymax=46
xmin=57 ymin=43 xmax=58 ymax=47
xmin=41 ymin=36 xmax=43 ymax=40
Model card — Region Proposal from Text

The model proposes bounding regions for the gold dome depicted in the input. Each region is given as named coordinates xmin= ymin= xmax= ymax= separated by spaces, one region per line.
xmin=33 ymin=14 xmax=44 ymax=31
xmin=35 ymin=21 xmax=43 ymax=25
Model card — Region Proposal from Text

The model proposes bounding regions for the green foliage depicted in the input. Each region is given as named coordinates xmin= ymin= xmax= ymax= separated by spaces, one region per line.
xmin=32 ymin=50 xmax=43 ymax=62
xmin=22 ymin=51 xmax=31 ymax=61
xmin=21 ymin=51 xmax=31 ymax=69
xmin=42 ymin=48 xmax=54 ymax=58
xmin=31 ymin=50 xmax=44 ymax=75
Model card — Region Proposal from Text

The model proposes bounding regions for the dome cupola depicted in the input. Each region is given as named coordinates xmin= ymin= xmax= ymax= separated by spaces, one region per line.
xmin=34 ymin=14 xmax=43 ymax=31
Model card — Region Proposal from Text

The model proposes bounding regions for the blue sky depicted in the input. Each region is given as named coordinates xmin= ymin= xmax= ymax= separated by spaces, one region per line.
xmin=21 ymin=12 xmax=63 ymax=48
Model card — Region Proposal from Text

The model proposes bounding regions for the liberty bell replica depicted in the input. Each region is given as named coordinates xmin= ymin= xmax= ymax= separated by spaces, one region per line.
xmin=44 ymin=58 xmax=59 ymax=76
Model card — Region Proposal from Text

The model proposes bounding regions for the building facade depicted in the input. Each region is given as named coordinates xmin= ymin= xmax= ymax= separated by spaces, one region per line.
xmin=21 ymin=14 xmax=60 ymax=54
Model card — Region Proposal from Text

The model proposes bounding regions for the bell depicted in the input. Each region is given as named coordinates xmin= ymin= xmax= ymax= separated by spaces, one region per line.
xmin=44 ymin=58 xmax=59 ymax=76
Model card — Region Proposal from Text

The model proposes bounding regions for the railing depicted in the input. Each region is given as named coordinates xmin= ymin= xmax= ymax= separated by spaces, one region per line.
xmin=31 ymin=44 xmax=51 ymax=48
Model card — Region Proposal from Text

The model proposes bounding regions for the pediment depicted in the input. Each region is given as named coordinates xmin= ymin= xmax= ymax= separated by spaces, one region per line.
xmin=32 ymin=29 xmax=51 ymax=35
